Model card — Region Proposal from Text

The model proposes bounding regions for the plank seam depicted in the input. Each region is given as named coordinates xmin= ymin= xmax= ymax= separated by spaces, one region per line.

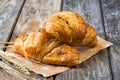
xmin=99 ymin=0 xmax=113 ymax=80
xmin=54 ymin=0 xmax=63 ymax=79
xmin=60 ymin=0 xmax=63 ymax=11
xmin=3 ymin=0 xmax=26 ymax=51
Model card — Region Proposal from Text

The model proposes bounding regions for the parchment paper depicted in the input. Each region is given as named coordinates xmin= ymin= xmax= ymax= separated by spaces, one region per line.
xmin=0 ymin=36 xmax=113 ymax=77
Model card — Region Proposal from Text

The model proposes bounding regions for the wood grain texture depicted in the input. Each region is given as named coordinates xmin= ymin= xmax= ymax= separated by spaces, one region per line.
xmin=7 ymin=0 xmax=62 ymax=80
xmin=11 ymin=0 xmax=62 ymax=37
xmin=100 ymin=0 xmax=120 ymax=80
xmin=0 ymin=0 xmax=24 ymax=80
xmin=55 ymin=0 xmax=112 ymax=80
xmin=0 ymin=0 xmax=24 ymax=49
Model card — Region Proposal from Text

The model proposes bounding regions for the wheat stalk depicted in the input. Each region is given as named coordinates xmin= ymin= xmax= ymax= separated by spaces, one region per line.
xmin=0 ymin=50 xmax=30 ymax=75
xmin=0 ymin=42 xmax=14 ymax=45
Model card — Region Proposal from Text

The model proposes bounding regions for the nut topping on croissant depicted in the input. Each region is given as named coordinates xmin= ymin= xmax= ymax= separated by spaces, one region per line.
xmin=44 ymin=11 xmax=97 ymax=47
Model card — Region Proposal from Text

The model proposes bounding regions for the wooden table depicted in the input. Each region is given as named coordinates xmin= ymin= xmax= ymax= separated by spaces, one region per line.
xmin=0 ymin=0 xmax=120 ymax=80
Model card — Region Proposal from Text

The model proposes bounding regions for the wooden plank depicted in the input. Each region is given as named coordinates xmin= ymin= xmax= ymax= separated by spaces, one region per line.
xmin=0 ymin=0 xmax=25 ymax=80
xmin=0 ymin=0 xmax=24 ymax=49
xmin=10 ymin=0 xmax=62 ymax=38
xmin=100 ymin=0 xmax=120 ymax=80
xmin=55 ymin=0 xmax=112 ymax=80
xmin=7 ymin=0 xmax=62 ymax=80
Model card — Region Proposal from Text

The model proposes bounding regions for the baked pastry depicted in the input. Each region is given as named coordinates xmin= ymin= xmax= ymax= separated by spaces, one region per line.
xmin=44 ymin=11 xmax=97 ymax=47
xmin=13 ymin=28 xmax=61 ymax=62
xmin=42 ymin=44 xmax=79 ymax=67
xmin=13 ymin=11 xmax=98 ymax=67
xmin=13 ymin=34 xmax=28 ymax=56
xmin=13 ymin=28 xmax=79 ymax=67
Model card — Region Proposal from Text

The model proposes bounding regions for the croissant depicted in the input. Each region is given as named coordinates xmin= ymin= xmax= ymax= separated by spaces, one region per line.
xmin=13 ymin=34 xmax=28 ymax=56
xmin=13 ymin=28 xmax=61 ymax=62
xmin=42 ymin=44 xmax=79 ymax=67
xmin=13 ymin=11 xmax=98 ymax=67
xmin=44 ymin=11 xmax=97 ymax=47
xmin=13 ymin=28 xmax=79 ymax=67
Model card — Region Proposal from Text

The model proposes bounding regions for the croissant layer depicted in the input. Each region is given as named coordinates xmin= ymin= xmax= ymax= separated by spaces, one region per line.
xmin=45 ymin=11 xmax=97 ymax=47
xmin=42 ymin=44 xmax=79 ymax=67
xmin=13 ymin=11 xmax=98 ymax=67
xmin=13 ymin=28 xmax=61 ymax=62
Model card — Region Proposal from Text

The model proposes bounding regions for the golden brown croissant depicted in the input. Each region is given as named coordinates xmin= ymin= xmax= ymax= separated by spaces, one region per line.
xmin=13 ymin=28 xmax=79 ymax=67
xmin=13 ymin=34 xmax=28 ymax=56
xmin=44 ymin=11 xmax=97 ymax=47
xmin=13 ymin=11 xmax=98 ymax=67
xmin=42 ymin=44 xmax=79 ymax=67
xmin=13 ymin=28 xmax=61 ymax=62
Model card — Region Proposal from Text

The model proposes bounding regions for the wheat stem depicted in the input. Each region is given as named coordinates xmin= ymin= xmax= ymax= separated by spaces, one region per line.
xmin=0 ymin=42 xmax=14 ymax=44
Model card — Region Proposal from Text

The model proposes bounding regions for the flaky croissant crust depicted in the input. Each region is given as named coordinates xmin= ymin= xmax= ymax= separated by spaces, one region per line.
xmin=13 ymin=28 xmax=61 ymax=62
xmin=45 ymin=11 xmax=97 ymax=47
xmin=42 ymin=44 xmax=79 ymax=67
xmin=13 ymin=11 xmax=98 ymax=67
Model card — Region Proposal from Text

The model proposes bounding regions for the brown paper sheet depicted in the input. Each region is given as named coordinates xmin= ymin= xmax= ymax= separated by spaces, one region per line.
xmin=1 ymin=36 xmax=113 ymax=77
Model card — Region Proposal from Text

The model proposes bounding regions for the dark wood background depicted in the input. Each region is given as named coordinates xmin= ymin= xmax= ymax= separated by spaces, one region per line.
xmin=0 ymin=0 xmax=120 ymax=80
